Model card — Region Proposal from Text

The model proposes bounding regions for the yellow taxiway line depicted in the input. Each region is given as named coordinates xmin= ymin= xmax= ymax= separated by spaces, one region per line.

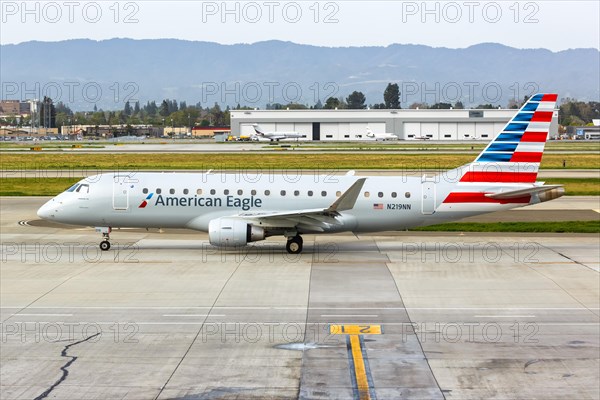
xmin=330 ymin=324 xmax=382 ymax=399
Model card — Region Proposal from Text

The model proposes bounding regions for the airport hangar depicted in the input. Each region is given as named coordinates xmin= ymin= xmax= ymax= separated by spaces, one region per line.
xmin=230 ymin=108 xmax=559 ymax=140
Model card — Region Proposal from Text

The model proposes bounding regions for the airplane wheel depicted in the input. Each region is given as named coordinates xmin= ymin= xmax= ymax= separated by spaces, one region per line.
xmin=99 ymin=241 xmax=111 ymax=251
xmin=286 ymin=236 xmax=303 ymax=254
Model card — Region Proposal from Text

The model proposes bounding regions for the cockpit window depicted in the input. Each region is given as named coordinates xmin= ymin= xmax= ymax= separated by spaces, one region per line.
xmin=76 ymin=184 xmax=89 ymax=194
xmin=65 ymin=184 xmax=79 ymax=192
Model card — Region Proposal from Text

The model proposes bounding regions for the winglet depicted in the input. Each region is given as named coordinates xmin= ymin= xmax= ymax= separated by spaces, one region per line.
xmin=327 ymin=178 xmax=367 ymax=212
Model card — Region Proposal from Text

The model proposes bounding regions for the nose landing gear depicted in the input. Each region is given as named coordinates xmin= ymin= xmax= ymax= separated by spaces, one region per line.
xmin=96 ymin=227 xmax=112 ymax=251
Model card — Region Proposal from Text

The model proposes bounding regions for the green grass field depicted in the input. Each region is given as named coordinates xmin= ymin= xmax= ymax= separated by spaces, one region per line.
xmin=1 ymin=153 xmax=598 ymax=170
xmin=412 ymin=221 xmax=600 ymax=233
xmin=2 ymin=140 xmax=598 ymax=152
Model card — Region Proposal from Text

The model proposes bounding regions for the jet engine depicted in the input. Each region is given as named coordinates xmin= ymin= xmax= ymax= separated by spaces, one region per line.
xmin=208 ymin=218 xmax=265 ymax=247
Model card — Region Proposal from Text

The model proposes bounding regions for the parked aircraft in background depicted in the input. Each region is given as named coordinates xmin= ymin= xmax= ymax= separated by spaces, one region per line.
xmin=37 ymin=94 xmax=562 ymax=254
xmin=365 ymin=127 xmax=398 ymax=141
xmin=251 ymin=124 xmax=302 ymax=141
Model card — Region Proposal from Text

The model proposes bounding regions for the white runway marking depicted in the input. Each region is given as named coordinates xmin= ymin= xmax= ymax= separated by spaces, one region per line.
xmin=163 ymin=314 xmax=225 ymax=317
xmin=15 ymin=313 xmax=73 ymax=317
xmin=320 ymin=314 xmax=379 ymax=318
xmin=474 ymin=315 xmax=536 ymax=318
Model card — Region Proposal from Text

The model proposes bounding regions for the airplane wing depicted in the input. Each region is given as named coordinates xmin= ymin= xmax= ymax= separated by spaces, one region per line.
xmin=235 ymin=178 xmax=367 ymax=231
xmin=485 ymin=185 xmax=563 ymax=199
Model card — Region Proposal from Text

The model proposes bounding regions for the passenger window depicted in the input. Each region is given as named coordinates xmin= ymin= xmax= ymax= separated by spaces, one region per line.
xmin=265 ymin=190 xmax=270 ymax=196
xmin=197 ymin=189 xmax=203 ymax=195
xmin=251 ymin=190 xmax=257 ymax=196
xmin=364 ymin=191 xmax=370 ymax=198
xmin=308 ymin=191 xmax=313 ymax=197
xmin=170 ymin=188 xmax=175 ymax=194
xmin=280 ymin=190 xmax=286 ymax=196
xmin=210 ymin=189 xmax=216 ymax=195
xmin=391 ymin=192 xmax=397 ymax=198
xmin=237 ymin=189 xmax=243 ymax=195
xmin=143 ymin=188 xmax=148 ymax=194
xmin=321 ymin=191 xmax=327 ymax=197
xmin=183 ymin=189 xmax=189 ymax=195
xmin=224 ymin=189 xmax=229 ymax=195
xmin=294 ymin=190 xmax=300 ymax=196
xmin=156 ymin=188 xmax=162 ymax=194
xmin=405 ymin=192 xmax=411 ymax=198
xmin=378 ymin=192 xmax=384 ymax=198
xmin=336 ymin=191 xmax=341 ymax=197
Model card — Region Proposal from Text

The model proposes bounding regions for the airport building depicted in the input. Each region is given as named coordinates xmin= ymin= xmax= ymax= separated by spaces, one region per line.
xmin=0 ymin=100 xmax=32 ymax=117
xmin=230 ymin=109 xmax=559 ymax=141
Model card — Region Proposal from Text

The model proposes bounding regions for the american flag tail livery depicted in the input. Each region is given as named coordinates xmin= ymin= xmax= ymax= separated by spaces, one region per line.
xmin=438 ymin=93 xmax=564 ymax=212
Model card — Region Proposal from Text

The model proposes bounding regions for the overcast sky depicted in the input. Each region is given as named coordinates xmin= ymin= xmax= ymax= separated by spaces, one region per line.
xmin=1 ymin=1 xmax=599 ymax=50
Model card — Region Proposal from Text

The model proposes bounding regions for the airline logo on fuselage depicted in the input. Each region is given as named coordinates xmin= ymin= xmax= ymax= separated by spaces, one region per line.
xmin=138 ymin=193 xmax=153 ymax=208
xmin=140 ymin=193 xmax=262 ymax=211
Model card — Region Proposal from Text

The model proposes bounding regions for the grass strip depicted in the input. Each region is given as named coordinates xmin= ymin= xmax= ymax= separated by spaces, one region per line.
xmin=1 ymin=153 xmax=599 ymax=170
xmin=412 ymin=221 xmax=600 ymax=233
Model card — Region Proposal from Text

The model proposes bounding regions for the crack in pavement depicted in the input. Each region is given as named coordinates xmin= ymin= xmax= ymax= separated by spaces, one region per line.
xmin=33 ymin=332 xmax=101 ymax=400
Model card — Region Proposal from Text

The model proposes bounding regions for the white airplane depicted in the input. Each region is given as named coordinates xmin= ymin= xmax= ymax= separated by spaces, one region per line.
xmin=366 ymin=127 xmax=398 ymax=141
xmin=38 ymin=94 xmax=562 ymax=254
xmin=413 ymin=135 xmax=431 ymax=140
xmin=251 ymin=124 xmax=302 ymax=141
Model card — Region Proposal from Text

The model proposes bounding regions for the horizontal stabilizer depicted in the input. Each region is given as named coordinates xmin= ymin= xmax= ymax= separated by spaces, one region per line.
xmin=485 ymin=185 xmax=564 ymax=199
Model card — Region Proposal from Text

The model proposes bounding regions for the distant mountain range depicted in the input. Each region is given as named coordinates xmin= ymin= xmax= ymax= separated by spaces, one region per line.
xmin=1 ymin=39 xmax=598 ymax=111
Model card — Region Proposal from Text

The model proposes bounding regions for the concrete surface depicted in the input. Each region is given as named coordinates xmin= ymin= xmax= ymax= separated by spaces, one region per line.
xmin=1 ymin=198 xmax=598 ymax=399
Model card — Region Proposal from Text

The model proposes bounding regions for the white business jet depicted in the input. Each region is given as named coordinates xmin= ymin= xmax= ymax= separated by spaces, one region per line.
xmin=365 ymin=127 xmax=398 ymax=141
xmin=251 ymin=124 xmax=302 ymax=141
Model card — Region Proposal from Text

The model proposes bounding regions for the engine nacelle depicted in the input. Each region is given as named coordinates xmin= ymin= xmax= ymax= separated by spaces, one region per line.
xmin=208 ymin=218 xmax=265 ymax=247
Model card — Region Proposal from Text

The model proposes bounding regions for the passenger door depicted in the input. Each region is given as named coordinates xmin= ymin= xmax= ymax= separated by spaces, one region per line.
xmin=421 ymin=176 xmax=436 ymax=215
xmin=112 ymin=174 xmax=130 ymax=211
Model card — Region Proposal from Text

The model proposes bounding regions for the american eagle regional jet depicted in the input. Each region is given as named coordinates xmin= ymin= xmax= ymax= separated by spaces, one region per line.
xmin=37 ymin=94 xmax=563 ymax=254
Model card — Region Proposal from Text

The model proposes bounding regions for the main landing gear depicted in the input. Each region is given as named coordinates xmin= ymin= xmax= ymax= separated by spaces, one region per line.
xmin=96 ymin=227 xmax=112 ymax=251
xmin=286 ymin=235 xmax=303 ymax=254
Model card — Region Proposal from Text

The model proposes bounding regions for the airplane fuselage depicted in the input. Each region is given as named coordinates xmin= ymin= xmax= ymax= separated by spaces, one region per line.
xmin=38 ymin=171 xmax=541 ymax=234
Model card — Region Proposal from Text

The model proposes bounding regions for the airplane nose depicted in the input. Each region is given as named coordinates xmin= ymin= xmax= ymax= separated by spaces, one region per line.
xmin=37 ymin=199 xmax=55 ymax=220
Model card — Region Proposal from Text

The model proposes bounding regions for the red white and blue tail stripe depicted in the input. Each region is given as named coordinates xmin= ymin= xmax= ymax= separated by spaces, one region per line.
xmin=440 ymin=93 xmax=558 ymax=209
xmin=474 ymin=93 xmax=556 ymax=168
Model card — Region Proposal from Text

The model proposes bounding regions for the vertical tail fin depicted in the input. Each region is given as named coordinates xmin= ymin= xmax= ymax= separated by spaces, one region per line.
xmin=459 ymin=93 xmax=558 ymax=184
xmin=252 ymin=124 xmax=265 ymax=135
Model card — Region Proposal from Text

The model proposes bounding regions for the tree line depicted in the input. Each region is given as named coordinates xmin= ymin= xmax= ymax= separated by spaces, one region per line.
xmin=2 ymin=84 xmax=598 ymax=129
